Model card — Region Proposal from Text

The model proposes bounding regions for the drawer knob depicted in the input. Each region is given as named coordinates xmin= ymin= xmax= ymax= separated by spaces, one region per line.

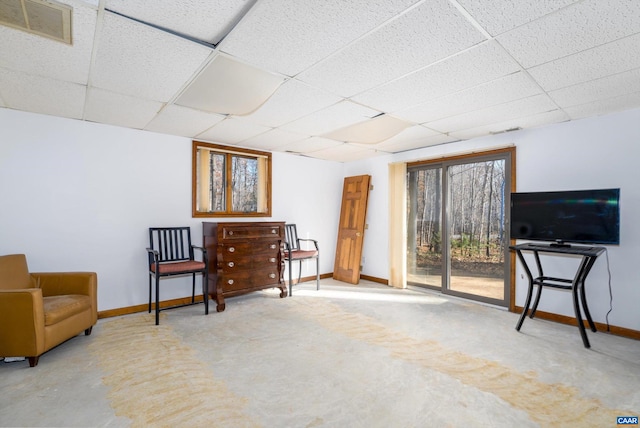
xmin=228 ymin=261 xmax=234 ymax=268
xmin=227 ymin=279 xmax=234 ymax=285
xmin=270 ymin=244 xmax=276 ymax=249
xmin=269 ymin=273 xmax=276 ymax=279
xmin=229 ymin=231 xmax=234 ymax=235
xmin=228 ymin=247 xmax=235 ymax=253
xmin=271 ymin=229 xmax=277 ymax=234
xmin=269 ymin=258 xmax=276 ymax=263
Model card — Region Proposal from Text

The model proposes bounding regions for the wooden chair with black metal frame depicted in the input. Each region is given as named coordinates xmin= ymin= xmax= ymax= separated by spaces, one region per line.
xmin=147 ymin=227 xmax=209 ymax=325
xmin=284 ymin=224 xmax=319 ymax=296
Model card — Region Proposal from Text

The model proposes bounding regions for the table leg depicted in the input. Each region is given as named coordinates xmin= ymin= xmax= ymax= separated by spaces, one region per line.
xmin=578 ymin=256 xmax=598 ymax=332
xmin=572 ymin=256 xmax=591 ymax=348
xmin=516 ymin=250 xmax=534 ymax=331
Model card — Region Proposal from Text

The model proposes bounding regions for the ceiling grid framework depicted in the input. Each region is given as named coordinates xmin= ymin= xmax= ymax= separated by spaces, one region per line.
xmin=0 ymin=0 xmax=639 ymax=162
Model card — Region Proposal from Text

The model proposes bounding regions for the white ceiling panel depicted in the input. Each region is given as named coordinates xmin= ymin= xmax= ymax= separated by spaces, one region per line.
xmin=549 ymin=68 xmax=640 ymax=108
xmin=394 ymin=71 xmax=542 ymax=124
xmin=280 ymin=137 xmax=342 ymax=155
xmin=245 ymin=79 xmax=342 ymax=127
xmin=218 ymin=0 xmax=421 ymax=76
xmin=303 ymin=143 xmax=383 ymax=163
xmin=144 ymin=104 xmax=225 ymax=137
xmin=353 ymin=41 xmax=521 ymax=113
xmin=0 ymin=68 xmax=86 ymax=119
xmin=373 ymin=132 xmax=457 ymax=153
xmin=280 ymin=101 xmax=380 ymax=136
xmin=449 ymin=109 xmax=570 ymax=140
xmin=497 ymin=0 xmax=640 ymax=69
xmin=456 ymin=0 xmax=580 ymax=36
xmin=0 ymin=2 xmax=96 ymax=84
xmin=426 ymin=94 xmax=558 ymax=133
xmin=240 ymin=128 xmax=309 ymax=151
xmin=103 ymin=0 xmax=251 ymax=44
xmin=528 ymin=33 xmax=640 ymax=92
xmin=297 ymin=0 xmax=486 ymax=97
xmin=564 ymin=92 xmax=640 ymax=120
xmin=370 ymin=124 xmax=442 ymax=149
xmin=196 ymin=116 xmax=271 ymax=144
xmin=90 ymin=12 xmax=212 ymax=102
xmin=84 ymin=88 xmax=162 ymax=129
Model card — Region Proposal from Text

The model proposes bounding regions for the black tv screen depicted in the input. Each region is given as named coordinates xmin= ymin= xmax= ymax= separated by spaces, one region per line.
xmin=510 ymin=188 xmax=620 ymax=245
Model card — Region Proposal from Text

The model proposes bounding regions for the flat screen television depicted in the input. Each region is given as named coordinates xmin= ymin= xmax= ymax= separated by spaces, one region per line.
xmin=510 ymin=188 xmax=620 ymax=246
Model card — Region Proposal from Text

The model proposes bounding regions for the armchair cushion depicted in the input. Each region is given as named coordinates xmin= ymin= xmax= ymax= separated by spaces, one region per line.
xmin=43 ymin=295 xmax=92 ymax=326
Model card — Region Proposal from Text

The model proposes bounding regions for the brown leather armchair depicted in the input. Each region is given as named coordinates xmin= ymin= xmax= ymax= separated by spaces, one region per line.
xmin=0 ymin=254 xmax=97 ymax=367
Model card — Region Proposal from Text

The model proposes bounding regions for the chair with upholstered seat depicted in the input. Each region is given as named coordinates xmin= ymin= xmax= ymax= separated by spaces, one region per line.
xmin=0 ymin=254 xmax=97 ymax=367
xmin=284 ymin=224 xmax=319 ymax=296
xmin=147 ymin=227 xmax=209 ymax=325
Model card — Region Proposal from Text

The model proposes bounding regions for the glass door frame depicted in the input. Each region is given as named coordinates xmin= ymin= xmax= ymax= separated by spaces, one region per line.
xmin=407 ymin=147 xmax=516 ymax=308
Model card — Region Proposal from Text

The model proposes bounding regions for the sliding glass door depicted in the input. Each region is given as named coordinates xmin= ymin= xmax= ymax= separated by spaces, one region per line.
xmin=407 ymin=151 xmax=511 ymax=306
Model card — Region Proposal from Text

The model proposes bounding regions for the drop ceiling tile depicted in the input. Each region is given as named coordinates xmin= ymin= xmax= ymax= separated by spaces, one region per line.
xmin=457 ymin=0 xmax=579 ymax=36
xmin=145 ymin=104 xmax=225 ymax=137
xmin=394 ymin=71 xmax=542 ymax=124
xmin=449 ymin=109 xmax=569 ymax=140
xmin=196 ymin=116 xmax=271 ymax=144
xmin=497 ymin=0 xmax=640 ymax=68
xmin=91 ymin=12 xmax=211 ymax=102
xmin=549 ymin=68 xmax=640 ymax=108
xmin=0 ymin=68 xmax=85 ymax=119
xmin=279 ymin=137 xmax=342 ymax=155
xmin=528 ymin=33 xmax=640 ymax=91
xmin=104 ymin=0 xmax=251 ymax=44
xmin=245 ymin=79 xmax=342 ymax=127
xmin=369 ymin=124 xmax=443 ymax=150
xmin=352 ymin=41 xmax=521 ymax=112
xmin=218 ymin=0 xmax=421 ymax=76
xmin=84 ymin=87 xmax=163 ymax=129
xmin=280 ymin=101 xmax=380 ymax=136
xmin=0 ymin=2 xmax=97 ymax=84
xmin=563 ymin=91 xmax=640 ymax=120
xmin=297 ymin=0 xmax=486 ymax=97
xmin=240 ymin=128 xmax=309 ymax=151
xmin=374 ymin=132 xmax=457 ymax=153
xmin=304 ymin=144 xmax=383 ymax=162
xmin=426 ymin=94 xmax=558 ymax=133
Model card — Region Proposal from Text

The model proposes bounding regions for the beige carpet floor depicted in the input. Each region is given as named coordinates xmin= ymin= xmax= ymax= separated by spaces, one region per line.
xmin=1 ymin=279 xmax=639 ymax=427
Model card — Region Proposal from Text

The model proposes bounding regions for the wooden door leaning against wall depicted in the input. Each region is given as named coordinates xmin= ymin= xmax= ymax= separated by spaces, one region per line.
xmin=333 ymin=175 xmax=371 ymax=284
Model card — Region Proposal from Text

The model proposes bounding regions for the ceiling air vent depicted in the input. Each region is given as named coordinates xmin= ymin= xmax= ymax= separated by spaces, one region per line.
xmin=0 ymin=0 xmax=72 ymax=44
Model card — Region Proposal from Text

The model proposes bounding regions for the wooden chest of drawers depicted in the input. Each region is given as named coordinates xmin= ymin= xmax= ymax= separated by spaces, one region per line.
xmin=203 ymin=222 xmax=287 ymax=312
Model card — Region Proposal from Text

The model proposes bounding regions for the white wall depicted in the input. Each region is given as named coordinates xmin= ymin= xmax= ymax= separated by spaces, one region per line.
xmin=2 ymin=106 xmax=639 ymax=332
xmin=0 ymin=108 xmax=343 ymax=311
xmin=346 ymin=108 xmax=640 ymax=332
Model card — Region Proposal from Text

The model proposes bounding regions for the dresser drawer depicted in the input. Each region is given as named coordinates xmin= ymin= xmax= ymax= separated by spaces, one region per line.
xmin=222 ymin=269 xmax=280 ymax=291
xmin=220 ymin=254 xmax=280 ymax=271
xmin=219 ymin=241 xmax=280 ymax=256
xmin=220 ymin=224 xmax=282 ymax=240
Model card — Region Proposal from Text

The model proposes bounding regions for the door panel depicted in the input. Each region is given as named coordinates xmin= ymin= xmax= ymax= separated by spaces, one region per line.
xmin=447 ymin=160 xmax=506 ymax=302
xmin=334 ymin=175 xmax=371 ymax=284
